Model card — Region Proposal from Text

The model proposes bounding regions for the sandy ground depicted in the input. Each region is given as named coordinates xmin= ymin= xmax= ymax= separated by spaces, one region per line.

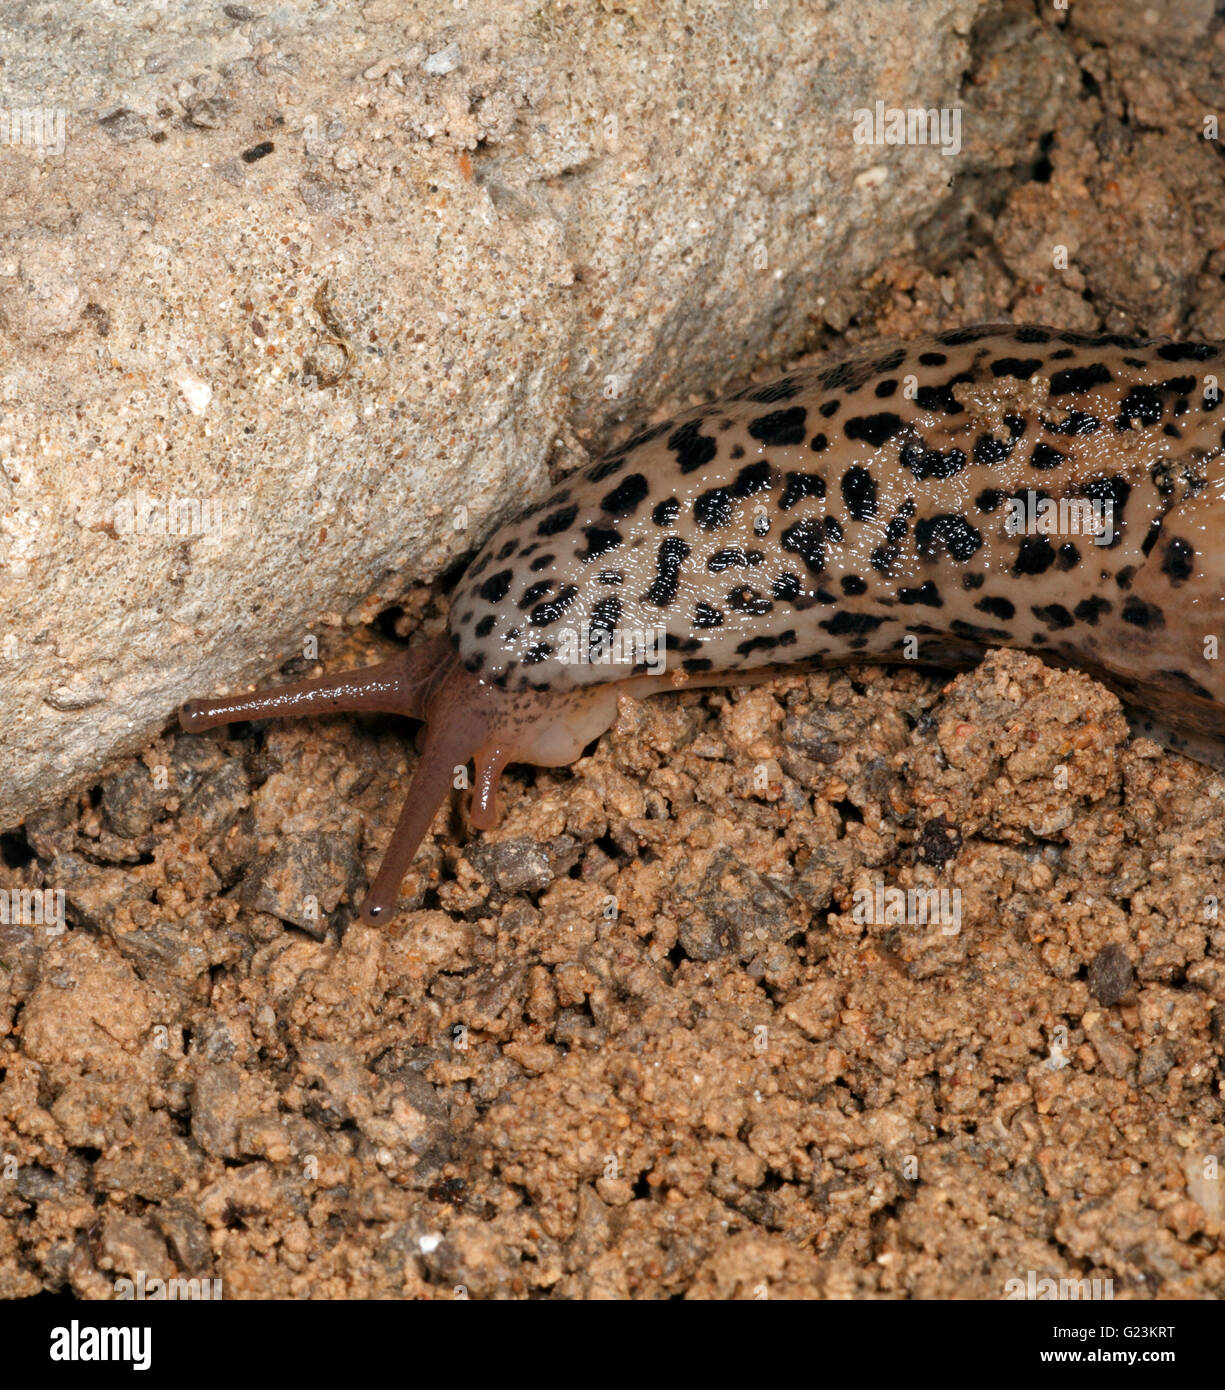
xmin=2 ymin=0 xmax=1224 ymax=1298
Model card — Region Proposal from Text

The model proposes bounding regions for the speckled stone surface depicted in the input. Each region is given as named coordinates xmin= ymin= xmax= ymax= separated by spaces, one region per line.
xmin=0 ymin=0 xmax=986 ymax=824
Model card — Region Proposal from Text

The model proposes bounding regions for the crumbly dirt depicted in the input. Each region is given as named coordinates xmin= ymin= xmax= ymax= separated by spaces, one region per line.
xmin=3 ymin=0 xmax=1225 ymax=1299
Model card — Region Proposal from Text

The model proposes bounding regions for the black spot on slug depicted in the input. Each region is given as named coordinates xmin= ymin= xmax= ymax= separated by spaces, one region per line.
xmin=901 ymin=442 xmax=967 ymax=480
xmin=668 ymin=419 xmax=718 ymax=473
xmin=748 ymin=407 xmax=808 ymax=447
xmin=1155 ymin=342 xmax=1215 ymax=362
xmin=480 ymin=570 xmax=513 ymax=603
xmin=653 ymin=497 xmax=680 ymax=527
xmin=733 ymin=461 xmax=773 ymax=496
xmin=528 ymin=584 xmax=579 ymax=626
xmin=1162 ymin=536 xmax=1194 ymax=583
xmin=1115 ymin=385 xmax=1164 ymax=429
xmin=694 ymin=487 xmax=734 ymax=529
xmin=1032 ymin=602 xmax=1075 ymax=630
xmin=991 ymin=356 xmax=1043 ymax=380
xmin=600 ymin=473 xmax=649 ymax=516
xmin=915 ymin=382 xmax=964 ymax=414
xmin=538 ymin=505 xmax=578 ymax=536
xmin=1073 ymin=596 xmax=1110 ymax=625
xmin=780 ymin=471 xmax=827 ymax=509
xmin=844 ymin=412 xmax=907 ymax=447
xmin=577 ymin=526 xmax=624 ymax=562
xmin=841 ymin=466 xmax=877 ymax=521
xmin=820 ymin=611 xmax=887 ymax=637
xmin=1049 ymin=362 xmax=1112 ymax=395
xmin=1014 ymin=537 xmax=1055 ymax=575
xmin=780 ymin=518 xmax=827 ymax=575
xmin=642 ymin=536 xmax=691 ymax=607
xmin=898 ymin=580 xmax=942 ymax=607
xmin=1121 ymin=596 xmax=1164 ymax=629
xmin=708 ymin=548 xmax=749 ymax=572
xmin=588 ymin=596 xmax=622 ymax=656
xmin=914 ymin=513 xmax=983 ymax=563
xmin=976 ymin=595 xmax=1014 ymax=620
xmin=519 ymin=580 xmax=553 ymax=608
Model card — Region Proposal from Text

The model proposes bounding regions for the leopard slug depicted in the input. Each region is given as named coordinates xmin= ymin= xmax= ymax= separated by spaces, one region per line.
xmin=181 ymin=323 xmax=1225 ymax=923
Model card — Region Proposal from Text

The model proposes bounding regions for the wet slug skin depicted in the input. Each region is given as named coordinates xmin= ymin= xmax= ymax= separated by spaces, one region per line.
xmin=181 ymin=323 xmax=1225 ymax=923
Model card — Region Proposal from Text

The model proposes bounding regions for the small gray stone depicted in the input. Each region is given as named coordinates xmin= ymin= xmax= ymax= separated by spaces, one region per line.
xmin=238 ymin=830 xmax=363 ymax=935
xmin=678 ymin=852 xmax=798 ymax=963
xmin=154 ymin=1198 xmax=214 ymax=1276
xmin=97 ymin=108 xmax=149 ymax=143
xmin=1138 ymin=1039 xmax=1177 ymax=1086
xmin=101 ymin=762 xmax=165 ymax=840
xmin=423 ymin=42 xmax=462 ymax=76
xmin=465 ymin=837 xmax=553 ymax=895
xmin=1087 ymin=943 xmax=1134 ymax=1006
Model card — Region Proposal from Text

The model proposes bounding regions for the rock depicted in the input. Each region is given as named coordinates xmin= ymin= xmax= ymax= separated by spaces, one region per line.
xmin=50 ymin=851 xmax=146 ymax=932
xmin=97 ymin=1211 xmax=173 ymax=1283
xmin=0 ymin=0 xmax=993 ymax=829
xmin=154 ymin=1199 xmax=215 ymax=1277
xmin=20 ymin=935 xmax=158 ymax=1070
xmin=92 ymin=1117 xmax=197 ymax=1201
xmin=464 ymin=837 xmax=553 ymax=895
xmin=1138 ymin=1039 xmax=1177 ymax=1087
xmin=100 ymin=761 xmax=166 ymax=839
xmin=1087 ymin=943 xmax=1134 ymax=1006
xmin=189 ymin=1060 xmax=277 ymax=1159
xmin=674 ymin=851 xmax=802 ymax=963
xmin=238 ymin=830 xmax=364 ymax=935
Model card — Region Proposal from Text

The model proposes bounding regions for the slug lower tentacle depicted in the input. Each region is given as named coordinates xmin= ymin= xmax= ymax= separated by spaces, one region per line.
xmin=183 ymin=322 xmax=1225 ymax=922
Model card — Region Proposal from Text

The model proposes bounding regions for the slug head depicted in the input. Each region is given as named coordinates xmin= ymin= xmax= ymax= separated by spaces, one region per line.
xmin=180 ymin=634 xmax=621 ymax=924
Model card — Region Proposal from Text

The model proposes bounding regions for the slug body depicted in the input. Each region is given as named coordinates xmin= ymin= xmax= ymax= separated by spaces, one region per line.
xmin=182 ymin=323 xmax=1225 ymax=923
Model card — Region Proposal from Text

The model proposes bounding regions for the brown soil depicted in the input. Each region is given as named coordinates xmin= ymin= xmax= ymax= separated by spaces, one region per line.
xmin=3 ymin=0 xmax=1224 ymax=1298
